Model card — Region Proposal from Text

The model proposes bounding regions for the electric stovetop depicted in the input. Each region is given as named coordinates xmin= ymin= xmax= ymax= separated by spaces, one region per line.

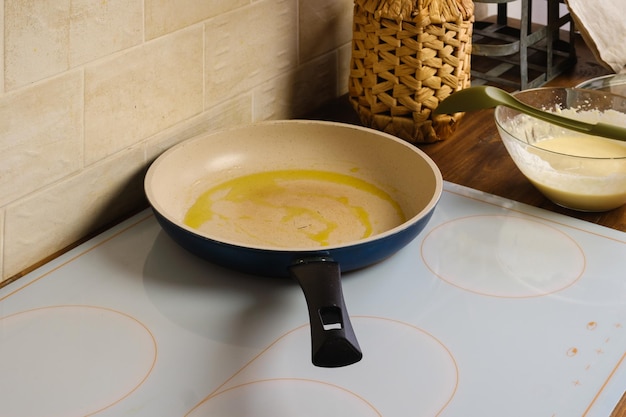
xmin=1 ymin=182 xmax=625 ymax=417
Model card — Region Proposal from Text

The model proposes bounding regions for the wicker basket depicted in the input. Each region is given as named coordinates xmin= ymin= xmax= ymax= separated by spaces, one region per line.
xmin=349 ymin=0 xmax=474 ymax=143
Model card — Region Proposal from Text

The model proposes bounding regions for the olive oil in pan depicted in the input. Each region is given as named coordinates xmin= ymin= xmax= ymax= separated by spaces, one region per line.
xmin=184 ymin=169 xmax=406 ymax=248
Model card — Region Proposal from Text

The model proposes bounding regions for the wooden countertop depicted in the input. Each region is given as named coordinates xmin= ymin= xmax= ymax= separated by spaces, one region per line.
xmin=309 ymin=35 xmax=626 ymax=232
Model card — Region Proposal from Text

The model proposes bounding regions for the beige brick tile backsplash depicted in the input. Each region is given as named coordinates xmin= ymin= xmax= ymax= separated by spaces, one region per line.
xmin=5 ymin=0 xmax=144 ymax=91
xmin=253 ymin=76 xmax=294 ymax=122
xmin=290 ymin=52 xmax=339 ymax=115
xmin=204 ymin=0 xmax=298 ymax=105
xmin=0 ymin=0 xmax=354 ymax=281
xmin=299 ymin=0 xmax=353 ymax=63
xmin=145 ymin=0 xmax=248 ymax=40
xmin=84 ymin=26 xmax=204 ymax=165
xmin=4 ymin=147 xmax=146 ymax=279
xmin=69 ymin=0 xmax=143 ymax=67
xmin=143 ymin=94 xmax=254 ymax=164
xmin=5 ymin=1 xmax=71 ymax=90
xmin=0 ymin=72 xmax=83 ymax=207
xmin=253 ymin=51 xmax=338 ymax=121
xmin=1 ymin=0 xmax=5 ymax=94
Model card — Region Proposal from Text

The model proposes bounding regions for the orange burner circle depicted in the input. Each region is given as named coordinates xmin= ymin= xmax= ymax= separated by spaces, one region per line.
xmin=185 ymin=317 xmax=458 ymax=417
xmin=0 ymin=305 xmax=157 ymax=417
xmin=421 ymin=215 xmax=585 ymax=298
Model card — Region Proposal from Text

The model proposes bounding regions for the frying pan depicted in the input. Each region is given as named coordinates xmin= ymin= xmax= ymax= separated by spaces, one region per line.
xmin=144 ymin=120 xmax=442 ymax=367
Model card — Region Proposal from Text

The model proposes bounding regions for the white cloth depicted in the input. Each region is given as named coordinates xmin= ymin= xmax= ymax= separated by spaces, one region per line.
xmin=565 ymin=0 xmax=626 ymax=73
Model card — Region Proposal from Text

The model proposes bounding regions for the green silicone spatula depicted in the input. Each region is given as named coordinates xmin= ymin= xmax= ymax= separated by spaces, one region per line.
xmin=434 ymin=85 xmax=626 ymax=142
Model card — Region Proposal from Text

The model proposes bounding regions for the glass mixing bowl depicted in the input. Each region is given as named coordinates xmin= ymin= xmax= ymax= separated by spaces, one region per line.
xmin=576 ymin=73 xmax=626 ymax=97
xmin=495 ymin=87 xmax=626 ymax=212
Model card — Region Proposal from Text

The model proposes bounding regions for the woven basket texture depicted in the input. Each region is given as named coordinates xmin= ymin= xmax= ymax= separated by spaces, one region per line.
xmin=349 ymin=0 xmax=474 ymax=143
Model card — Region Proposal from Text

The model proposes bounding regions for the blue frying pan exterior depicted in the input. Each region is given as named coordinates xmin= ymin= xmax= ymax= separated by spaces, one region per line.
xmin=151 ymin=205 xmax=437 ymax=278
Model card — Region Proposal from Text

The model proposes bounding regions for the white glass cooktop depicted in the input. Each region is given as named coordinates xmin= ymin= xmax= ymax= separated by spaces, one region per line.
xmin=1 ymin=182 xmax=625 ymax=417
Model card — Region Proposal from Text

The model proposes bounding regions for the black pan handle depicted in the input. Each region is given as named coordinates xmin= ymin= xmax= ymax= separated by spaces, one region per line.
xmin=289 ymin=257 xmax=362 ymax=367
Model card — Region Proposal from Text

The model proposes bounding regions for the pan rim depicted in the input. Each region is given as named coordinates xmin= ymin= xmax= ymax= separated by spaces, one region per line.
xmin=145 ymin=120 xmax=443 ymax=252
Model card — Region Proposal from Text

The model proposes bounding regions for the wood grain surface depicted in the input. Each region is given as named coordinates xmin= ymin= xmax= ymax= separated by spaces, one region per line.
xmin=612 ymin=391 xmax=626 ymax=417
